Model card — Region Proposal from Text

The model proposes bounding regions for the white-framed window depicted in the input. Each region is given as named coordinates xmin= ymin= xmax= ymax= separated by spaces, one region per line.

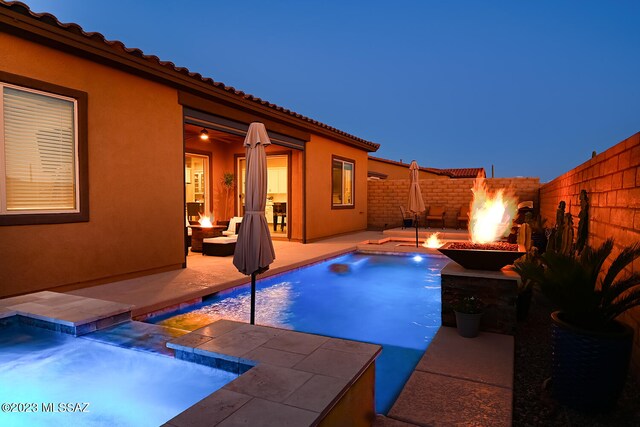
xmin=332 ymin=156 xmax=355 ymax=208
xmin=0 ymin=82 xmax=79 ymax=214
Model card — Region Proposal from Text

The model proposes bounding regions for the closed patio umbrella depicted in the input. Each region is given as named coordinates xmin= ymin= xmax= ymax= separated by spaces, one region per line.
xmin=233 ymin=122 xmax=276 ymax=325
xmin=408 ymin=160 xmax=426 ymax=247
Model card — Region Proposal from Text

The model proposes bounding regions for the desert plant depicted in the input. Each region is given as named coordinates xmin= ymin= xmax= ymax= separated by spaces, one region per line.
xmin=451 ymin=296 xmax=485 ymax=314
xmin=575 ymin=189 xmax=589 ymax=253
xmin=546 ymin=201 xmax=566 ymax=253
xmin=516 ymin=238 xmax=640 ymax=331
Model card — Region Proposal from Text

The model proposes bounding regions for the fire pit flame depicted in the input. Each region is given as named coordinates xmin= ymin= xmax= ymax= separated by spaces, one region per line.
xmin=423 ymin=232 xmax=443 ymax=249
xmin=469 ymin=176 xmax=517 ymax=244
xmin=198 ymin=212 xmax=214 ymax=228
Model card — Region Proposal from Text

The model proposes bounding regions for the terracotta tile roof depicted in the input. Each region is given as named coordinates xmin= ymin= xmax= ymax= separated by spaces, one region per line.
xmin=438 ymin=168 xmax=486 ymax=178
xmin=368 ymin=156 xmax=453 ymax=176
xmin=0 ymin=1 xmax=379 ymax=151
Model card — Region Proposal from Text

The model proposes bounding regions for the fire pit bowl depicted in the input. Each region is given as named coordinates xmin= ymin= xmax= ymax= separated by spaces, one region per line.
xmin=437 ymin=242 xmax=525 ymax=271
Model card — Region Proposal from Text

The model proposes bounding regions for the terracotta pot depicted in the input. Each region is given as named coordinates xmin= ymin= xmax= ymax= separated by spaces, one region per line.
xmin=550 ymin=311 xmax=633 ymax=412
xmin=454 ymin=311 xmax=483 ymax=338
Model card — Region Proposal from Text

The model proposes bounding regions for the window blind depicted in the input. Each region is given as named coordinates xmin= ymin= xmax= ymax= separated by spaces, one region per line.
xmin=3 ymin=86 xmax=77 ymax=211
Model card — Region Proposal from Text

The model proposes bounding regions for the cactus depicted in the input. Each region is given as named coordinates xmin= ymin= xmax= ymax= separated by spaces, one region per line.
xmin=518 ymin=222 xmax=532 ymax=251
xmin=554 ymin=201 xmax=566 ymax=250
xmin=546 ymin=201 xmax=577 ymax=255
xmin=560 ymin=213 xmax=574 ymax=255
xmin=576 ymin=190 xmax=589 ymax=254
xmin=546 ymin=201 xmax=566 ymax=253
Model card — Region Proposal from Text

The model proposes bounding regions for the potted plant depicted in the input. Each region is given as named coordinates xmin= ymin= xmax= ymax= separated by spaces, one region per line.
xmin=452 ymin=296 xmax=485 ymax=338
xmin=515 ymin=238 xmax=640 ymax=411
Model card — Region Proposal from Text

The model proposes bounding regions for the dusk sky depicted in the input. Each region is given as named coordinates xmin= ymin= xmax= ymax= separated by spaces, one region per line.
xmin=23 ymin=0 xmax=640 ymax=182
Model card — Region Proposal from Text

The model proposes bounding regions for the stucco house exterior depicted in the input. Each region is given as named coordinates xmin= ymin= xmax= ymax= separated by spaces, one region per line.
xmin=0 ymin=2 xmax=379 ymax=298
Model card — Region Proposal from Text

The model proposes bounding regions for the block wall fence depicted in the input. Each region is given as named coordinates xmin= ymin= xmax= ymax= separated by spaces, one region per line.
xmin=539 ymin=132 xmax=640 ymax=377
xmin=367 ymin=177 xmax=540 ymax=230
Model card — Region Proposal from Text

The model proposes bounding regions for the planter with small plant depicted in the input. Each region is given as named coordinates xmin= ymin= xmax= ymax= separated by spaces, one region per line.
xmin=452 ymin=296 xmax=485 ymax=338
xmin=515 ymin=197 xmax=640 ymax=412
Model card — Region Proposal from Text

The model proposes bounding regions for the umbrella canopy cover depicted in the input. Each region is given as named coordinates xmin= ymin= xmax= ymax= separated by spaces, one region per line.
xmin=408 ymin=160 xmax=425 ymax=214
xmin=233 ymin=123 xmax=276 ymax=275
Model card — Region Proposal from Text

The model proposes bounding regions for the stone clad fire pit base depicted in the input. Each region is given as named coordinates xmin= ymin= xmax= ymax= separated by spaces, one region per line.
xmin=441 ymin=262 xmax=520 ymax=335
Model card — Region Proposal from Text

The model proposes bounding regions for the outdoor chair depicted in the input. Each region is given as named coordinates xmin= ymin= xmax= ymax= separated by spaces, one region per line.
xmin=425 ymin=206 xmax=446 ymax=229
xmin=400 ymin=205 xmax=415 ymax=229
xmin=222 ymin=217 xmax=243 ymax=236
xmin=273 ymin=202 xmax=287 ymax=232
xmin=457 ymin=205 xmax=470 ymax=229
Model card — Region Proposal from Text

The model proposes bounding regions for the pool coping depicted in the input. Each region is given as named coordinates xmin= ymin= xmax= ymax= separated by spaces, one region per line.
xmin=163 ymin=320 xmax=382 ymax=426
xmin=0 ymin=291 xmax=132 ymax=335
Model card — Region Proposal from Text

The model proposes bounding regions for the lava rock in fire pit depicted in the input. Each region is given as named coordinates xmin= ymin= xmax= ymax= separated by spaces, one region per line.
xmin=438 ymin=241 xmax=525 ymax=270
xmin=448 ymin=242 xmax=520 ymax=252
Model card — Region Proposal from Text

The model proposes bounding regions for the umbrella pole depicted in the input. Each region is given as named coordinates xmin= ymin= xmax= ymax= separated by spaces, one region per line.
xmin=250 ymin=272 xmax=256 ymax=325
xmin=415 ymin=214 xmax=419 ymax=247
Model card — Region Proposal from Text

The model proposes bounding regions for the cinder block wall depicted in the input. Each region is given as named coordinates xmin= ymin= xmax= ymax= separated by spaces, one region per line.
xmin=367 ymin=177 xmax=540 ymax=229
xmin=539 ymin=132 xmax=640 ymax=378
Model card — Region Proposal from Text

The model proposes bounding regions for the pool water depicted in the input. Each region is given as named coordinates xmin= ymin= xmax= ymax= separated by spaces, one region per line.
xmin=149 ymin=252 xmax=447 ymax=413
xmin=0 ymin=324 xmax=236 ymax=427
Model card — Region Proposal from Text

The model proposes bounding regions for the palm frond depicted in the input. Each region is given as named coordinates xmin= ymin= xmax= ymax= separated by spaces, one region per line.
xmin=602 ymin=242 xmax=640 ymax=295
xmin=581 ymin=239 xmax=613 ymax=290
xmin=605 ymin=287 xmax=640 ymax=322
xmin=601 ymin=273 xmax=640 ymax=308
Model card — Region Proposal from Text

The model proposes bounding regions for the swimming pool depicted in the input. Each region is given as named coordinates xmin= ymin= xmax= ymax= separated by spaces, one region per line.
xmin=0 ymin=323 xmax=236 ymax=427
xmin=149 ymin=252 xmax=448 ymax=414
